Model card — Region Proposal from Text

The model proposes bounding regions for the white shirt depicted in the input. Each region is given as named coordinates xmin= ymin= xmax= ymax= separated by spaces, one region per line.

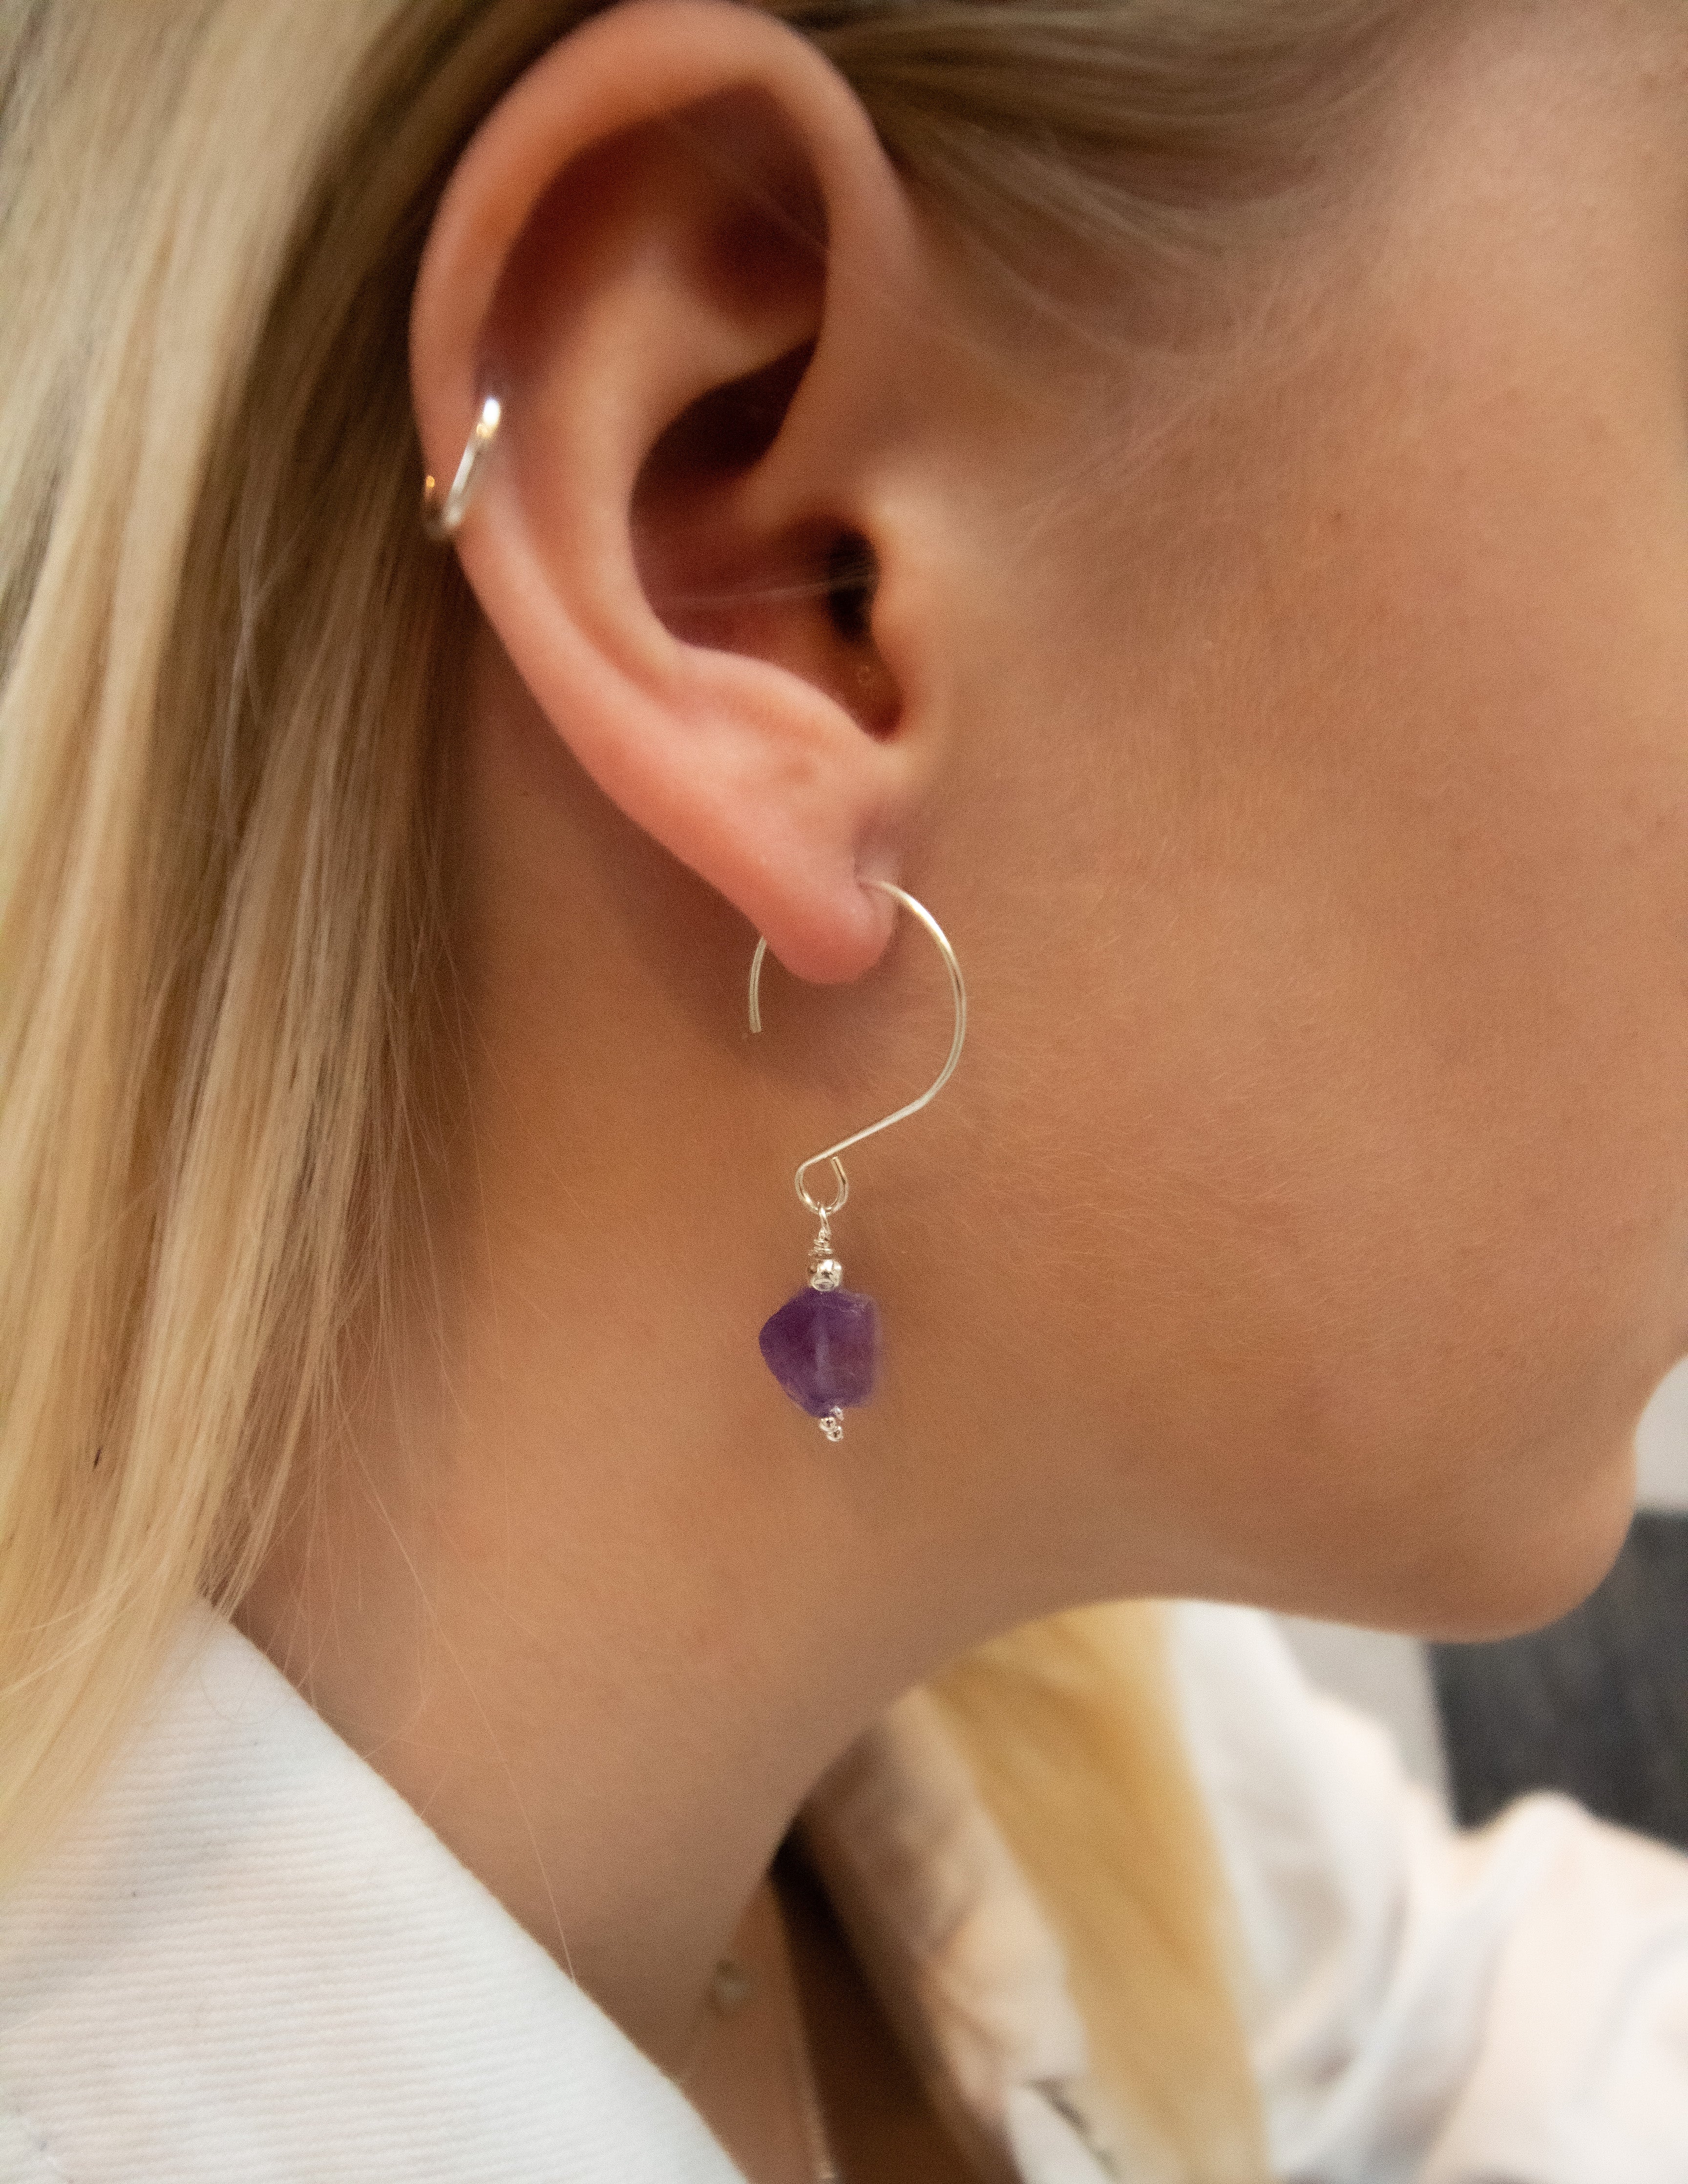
xmin=1 ymin=1600 xmax=1686 ymax=2183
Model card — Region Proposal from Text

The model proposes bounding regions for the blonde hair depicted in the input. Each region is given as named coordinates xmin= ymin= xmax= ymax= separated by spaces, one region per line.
xmin=0 ymin=1 xmax=1413 ymax=2173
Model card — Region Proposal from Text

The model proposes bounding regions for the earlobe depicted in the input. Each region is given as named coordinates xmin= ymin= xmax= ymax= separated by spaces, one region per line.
xmin=410 ymin=0 xmax=942 ymax=983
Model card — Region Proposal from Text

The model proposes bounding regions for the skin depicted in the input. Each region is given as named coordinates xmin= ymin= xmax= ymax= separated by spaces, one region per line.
xmin=240 ymin=0 xmax=1688 ymax=2175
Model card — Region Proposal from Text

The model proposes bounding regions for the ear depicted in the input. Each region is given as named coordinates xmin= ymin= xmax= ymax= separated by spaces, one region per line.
xmin=410 ymin=0 xmax=952 ymax=982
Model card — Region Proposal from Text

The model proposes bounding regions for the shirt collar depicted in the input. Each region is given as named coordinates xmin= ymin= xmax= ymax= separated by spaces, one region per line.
xmin=0 ymin=1606 xmax=1116 ymax=2184
xmin=0 ymin=1604 xmax=739 ymax=2184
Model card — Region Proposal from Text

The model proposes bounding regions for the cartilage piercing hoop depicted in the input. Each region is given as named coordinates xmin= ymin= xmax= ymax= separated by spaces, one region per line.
xmin=749 ymin=882 xmax=967 ymax=1442
xmin=422 ymin=393 xmax=502 ymax=542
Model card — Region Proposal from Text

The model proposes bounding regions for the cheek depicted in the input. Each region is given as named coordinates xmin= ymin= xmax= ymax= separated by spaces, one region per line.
xmin=933 ymin=377 xmax=1688 ymax=1632
xmin=907 ymin=14 xmax=1688 ymax=1630
xmin=960 ymin=751 xmax=1673 ymax=1630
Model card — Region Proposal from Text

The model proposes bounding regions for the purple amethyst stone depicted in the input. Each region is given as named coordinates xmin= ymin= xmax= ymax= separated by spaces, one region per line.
xmin=759 ymin=1286 xmax=881 ymax=1417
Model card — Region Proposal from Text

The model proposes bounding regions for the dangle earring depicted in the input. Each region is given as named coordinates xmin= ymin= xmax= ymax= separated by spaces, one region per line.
xmin=749 ymin=882 xmax=967 ymax=1442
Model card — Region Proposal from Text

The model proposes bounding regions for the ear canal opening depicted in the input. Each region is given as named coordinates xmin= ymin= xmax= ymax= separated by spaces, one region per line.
xmin=824 ymin=531 xmax=878 ymax=645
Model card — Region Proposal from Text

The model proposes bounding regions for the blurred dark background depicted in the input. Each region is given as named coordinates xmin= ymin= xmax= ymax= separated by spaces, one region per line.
xmin=1277 ymin=1360 xmax=1688 ymax=1852
xmin=1433 ymin=1512 xmax=1688 ymax=1849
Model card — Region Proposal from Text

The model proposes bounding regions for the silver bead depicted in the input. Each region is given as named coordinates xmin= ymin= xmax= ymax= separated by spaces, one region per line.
xmin=818 ymin=1410 xmax=845 ymax=1443
xmin=809 ymin=1257 xmax=844 ymax=1292
xmin=710 ymin=1958 xmax=754 ymax=2015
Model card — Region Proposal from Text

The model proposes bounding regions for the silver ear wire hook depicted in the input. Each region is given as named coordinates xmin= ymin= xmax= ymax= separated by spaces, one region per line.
xmin=422 ymin=393 xmax=502 ymax=542
xmin=748 ymin=881 xmax=968 ymax=1219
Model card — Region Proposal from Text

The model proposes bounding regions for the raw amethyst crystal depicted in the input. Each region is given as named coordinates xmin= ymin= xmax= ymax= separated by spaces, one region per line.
xmin=759 ymin=1286 xmax=881 ymax=1418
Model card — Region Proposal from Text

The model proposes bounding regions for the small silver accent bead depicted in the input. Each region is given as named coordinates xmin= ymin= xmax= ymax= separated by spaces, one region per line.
xmin=809 ymin=1257 xmax=844 ymax=1292
xmin=710 ymin=1958 xmax=754 ymax=2015
xmin=818 ymin=1410 xmax=845 ymax=1443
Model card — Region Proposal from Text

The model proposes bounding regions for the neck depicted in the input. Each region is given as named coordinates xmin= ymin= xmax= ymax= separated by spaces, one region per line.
xmin=236 ymin=640 xmax=983 ymax=2064
xmin=236 ymin=635 xmax=1162 ymax=2064
xmin=237 ymin=1183 xmax=946 ymax=2066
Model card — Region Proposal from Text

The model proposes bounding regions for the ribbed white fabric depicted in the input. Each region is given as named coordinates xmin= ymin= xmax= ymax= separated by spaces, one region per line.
xmin=0 ymin=1605 xmax=740 ymax=2184
xmin=0 ymin=2109 xmax=64 ymax=2184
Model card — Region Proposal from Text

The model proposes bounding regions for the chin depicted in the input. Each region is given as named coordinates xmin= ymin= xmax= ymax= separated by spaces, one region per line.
xmin=1404 ymin=1435 xmax=1638 ymax=1644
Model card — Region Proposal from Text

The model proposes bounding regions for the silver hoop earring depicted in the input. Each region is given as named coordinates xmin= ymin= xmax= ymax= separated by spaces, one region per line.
xmin=748 ymin=882 xmax=967 ymax=1442
xmin=421 ymin=394 xmax=502 ymax=543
